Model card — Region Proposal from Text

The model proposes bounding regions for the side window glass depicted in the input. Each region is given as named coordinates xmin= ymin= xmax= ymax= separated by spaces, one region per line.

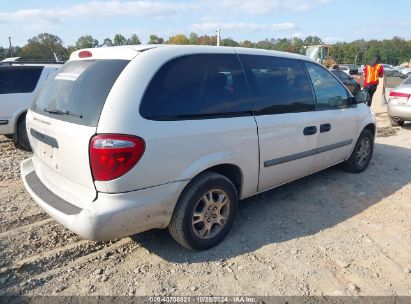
xmin=334 ymin=70 xmax=349 ymax=81
xmin=239 ymin=55 xmax=315 ymax=115
xmin=305 ymin=62 xmax=350 ymax=110
xmin=0 ymin=67 xmax=43 ymax=94
xmin=140 ymin=54 xmax=250 ymax=120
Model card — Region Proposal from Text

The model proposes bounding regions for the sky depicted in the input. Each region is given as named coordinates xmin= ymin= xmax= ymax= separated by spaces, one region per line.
xmin=0 ymin=0 xmax=410 ymax=47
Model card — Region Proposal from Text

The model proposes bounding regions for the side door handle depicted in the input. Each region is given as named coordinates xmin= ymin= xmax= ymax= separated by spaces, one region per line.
xmin=303 ymin=126 xmax=317 ymax=136
xmin=320 ymin=123 xmax=331 ymax=133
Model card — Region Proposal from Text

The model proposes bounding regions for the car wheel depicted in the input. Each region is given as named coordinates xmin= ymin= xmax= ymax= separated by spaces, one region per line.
xmin=169 ymin=172 xmax=238 ymax=251
xmin=15 ymin=115 xmax=32 ymax=151
xmin=390 ymin=118 xmax=404 ymax=127
xmin=343 ymin=129 xmax=374 ymax=173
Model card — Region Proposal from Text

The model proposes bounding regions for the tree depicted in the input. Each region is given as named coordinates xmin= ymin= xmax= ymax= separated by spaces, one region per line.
xmin=273 ymin=38 xmax=291 ymax=52
xmin=102 ymin=38 xmax=113 ymax=47
xmin=197 ymin=35 xmax=216 ymax=45
xmin=20 ymin=33 xmax=67 ymax=61
xmin=75 ymin=35 xmax=99 ymax=50
xmin=290 ymin=37 xmax=304 ymax=54
xmin=127 ymin=34 xmax=141 ymax=45
xmin=304 ymin=36 xmax=323 ymax=46
xmin=0 ymin=47 xmax=6 ymax=60
xmin=240 ymin=40 xmax=254 ymax=48
xmin=189 ymin=32 xmax=198 ymax=45
xmin=148 ymin=34 xmax=164 ymax=44
xmin=113 ymin=34 xmax=127 ymax=46
xmin=255 ymin=39 xmax=273 ymax=50
xmin=221 ymin=38 xmax=239 ymax=47
xmin=167 ymin=34 xmax=189 ymax=45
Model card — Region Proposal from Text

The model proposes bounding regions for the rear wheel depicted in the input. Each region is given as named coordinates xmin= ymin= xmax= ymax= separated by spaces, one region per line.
xmin=343 ymin=129 xmax=374 ymax=173
xmin=15 ymin=115 xmax=31 ymax=151
xmin=390 ymin=118 xmax=404 ymax=127
xmin=169 ymin=172 xmax=238 ymax=251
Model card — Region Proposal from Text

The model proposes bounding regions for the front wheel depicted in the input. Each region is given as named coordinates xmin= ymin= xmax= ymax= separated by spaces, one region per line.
xmin=343 ymin=129 xmax=374 ymax=173
xmin=169 ymin=172 xmax=238 ymax=251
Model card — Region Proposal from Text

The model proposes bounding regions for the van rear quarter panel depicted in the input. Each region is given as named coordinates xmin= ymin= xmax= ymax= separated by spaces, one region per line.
xmin=96 ymin=47 xmax=260 ymax=199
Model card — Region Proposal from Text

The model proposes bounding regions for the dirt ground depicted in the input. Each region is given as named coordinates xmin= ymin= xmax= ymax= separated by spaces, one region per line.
xmin=0 ymin=88 xmax=410 ymax=297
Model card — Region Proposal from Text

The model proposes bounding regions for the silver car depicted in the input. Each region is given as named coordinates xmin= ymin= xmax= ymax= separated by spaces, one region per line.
xmin=388 ymin=76 xmax=411 ymax=126
xmin=21 ymin=45 xmax=375 ymax=250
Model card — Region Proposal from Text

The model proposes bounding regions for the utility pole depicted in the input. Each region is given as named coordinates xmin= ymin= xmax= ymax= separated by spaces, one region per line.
xmin=216 ymin=29 xmax=220 ymax=46
xmin=8 ymin=36 xmax=13 ymax=57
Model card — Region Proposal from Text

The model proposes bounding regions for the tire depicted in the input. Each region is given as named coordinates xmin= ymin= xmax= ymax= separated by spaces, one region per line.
xmin=343 ymin=129 xmax=374 ymax=173
xmin=390 ymin=118 xmax=404 ymax=127
xmin=15 ymin=115 xmax=32 ymax=151
xmin=169 ymin=172 xmax=238 ymax=251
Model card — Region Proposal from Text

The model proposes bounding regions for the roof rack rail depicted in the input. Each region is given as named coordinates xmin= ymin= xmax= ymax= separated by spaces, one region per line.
xmin=0 ymin=58 xmax=65 ymax=65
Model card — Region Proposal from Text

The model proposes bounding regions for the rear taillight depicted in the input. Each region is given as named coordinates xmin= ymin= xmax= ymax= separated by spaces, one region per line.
xmin=389 ymin=91 xmax=410 ymax=103
xmin=89 ymin=134 xmax=145 ymax=181
xmin=389 ymin=91 xmax=410 ymax=98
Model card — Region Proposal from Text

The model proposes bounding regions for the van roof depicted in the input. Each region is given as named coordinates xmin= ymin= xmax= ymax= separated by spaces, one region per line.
xmin=70 ymin=44 xmax=314 ymax=62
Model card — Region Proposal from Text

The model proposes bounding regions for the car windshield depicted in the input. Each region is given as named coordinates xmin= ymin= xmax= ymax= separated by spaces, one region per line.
xmin=31 ymin=59 xmax=129 ymax=127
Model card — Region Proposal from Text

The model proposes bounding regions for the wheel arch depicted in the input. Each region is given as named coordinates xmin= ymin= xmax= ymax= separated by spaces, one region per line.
xmin=178 ymin=162 xmax=244 ymax=202
xmin=12 ymin=109 xmax=28 ymax=141
xmin=203 ymin=164 xmax=243 ymax=198
xmin=364 ymin=123 xmax=376 ymax=137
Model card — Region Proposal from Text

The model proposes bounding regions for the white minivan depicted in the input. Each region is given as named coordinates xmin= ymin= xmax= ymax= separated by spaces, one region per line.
xmin=21 ymin=45 xmax=376 ymax=250
xmin=0 ymin=60 xmax=61 ymax=150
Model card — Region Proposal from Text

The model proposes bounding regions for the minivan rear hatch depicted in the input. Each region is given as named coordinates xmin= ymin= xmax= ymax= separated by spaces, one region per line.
xmin=29 ymin=58 xmax=130 ymax=207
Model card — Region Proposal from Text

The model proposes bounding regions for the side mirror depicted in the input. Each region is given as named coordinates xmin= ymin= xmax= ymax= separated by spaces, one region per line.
xmin=355 ymin=90 xmax=369 ymax=104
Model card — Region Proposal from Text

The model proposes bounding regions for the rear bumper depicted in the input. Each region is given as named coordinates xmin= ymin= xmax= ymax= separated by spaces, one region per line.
xmin=387 ymin=104 xmax=411 ymax=121
xmin=21 ymin=158 xmax=188 ymax=241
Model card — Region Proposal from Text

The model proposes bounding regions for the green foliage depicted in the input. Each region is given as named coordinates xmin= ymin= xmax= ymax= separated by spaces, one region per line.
xmin=304 ymin=36 xmax=323 ymax=46
xmin=166 ymin=34 xmax=189 ymax=45
xmin=75 ymin=35 xmax=99 ymax=50
xmin=113 ymin=34 xmax=127 ymax=46
xmin=102 ymin=38 xmax=113 ymax=47
xmin=0 ymin=47 xmax=7 ymax=60
xmin=148 ymin=34 xmax=164 ymax=44
xmin=20 ymin=33 xmax=67 ymax=61
xmin=127 ymin=34 xmax=141 ymax=45
xmin=188 ymin=32 xmax=198 ymax=45
xmin=4 ymin=32 xmax=411 ymax=65
xmin=240 ymin=40 xmax=254 ymax=48
xmin=220 ymin=38 xmax=239 ymax=47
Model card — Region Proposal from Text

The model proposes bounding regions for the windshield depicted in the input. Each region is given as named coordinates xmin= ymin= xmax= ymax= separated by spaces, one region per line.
xmin=305 ymin=47 xmax=319 ymax=59
xmin=31 ymin=59 xmax=129 ymax=127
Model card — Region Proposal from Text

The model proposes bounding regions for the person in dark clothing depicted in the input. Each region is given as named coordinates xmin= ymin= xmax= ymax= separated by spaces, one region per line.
xmin=363 ymin=55 xmax=384 ymax=107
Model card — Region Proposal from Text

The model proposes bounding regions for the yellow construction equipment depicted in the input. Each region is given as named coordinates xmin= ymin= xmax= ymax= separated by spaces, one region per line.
xmin=304 ymin=44 xmax=336 ymax=68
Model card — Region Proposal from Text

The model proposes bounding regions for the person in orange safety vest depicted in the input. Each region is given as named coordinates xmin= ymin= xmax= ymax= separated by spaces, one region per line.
xmin=363 ymin=55 xmax=384 ymax=107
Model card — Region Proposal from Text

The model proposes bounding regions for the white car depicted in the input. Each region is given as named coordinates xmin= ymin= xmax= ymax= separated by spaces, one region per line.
xmin=339 ymin=65 xmax=350 ymax=75
xmin=21 ymin=45 xmax=376 ymax=250
xmin=400 ymin=67 xmax=411 ymax=76
xmin=0 ymin=59 xmax=61 ymax=150
xmin=387 ymin=76 xmax=411 ymax=126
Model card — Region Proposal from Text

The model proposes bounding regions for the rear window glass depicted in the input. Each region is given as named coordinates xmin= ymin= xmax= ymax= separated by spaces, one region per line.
xmin=31 ymin=60 xmax=129 ymax=127
xmin=404 ymin=77 xmax=411 ymax=85
xmin=0 ymin=66 xmax=43 ymax=94
xmin=140 ymin=54 xmax=250 ymax=120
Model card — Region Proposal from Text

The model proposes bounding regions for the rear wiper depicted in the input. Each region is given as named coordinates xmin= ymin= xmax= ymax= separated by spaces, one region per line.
xmin=43 ymin=107 xmax=82 ymax=118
